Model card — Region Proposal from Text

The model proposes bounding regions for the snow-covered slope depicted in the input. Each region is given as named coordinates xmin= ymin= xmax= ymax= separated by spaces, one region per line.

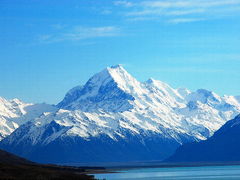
xmin=166 ymin=114 xmax=240 ymax=162
xmin=0 ymin=97 xmax=57 ymax=140
xmin=1 ymin=65 xmax=239 ymax=164
xmin=57 ymin=65 xmax=136 ymax=112
xmin=56 ymin=65 xmax=240 ymax=140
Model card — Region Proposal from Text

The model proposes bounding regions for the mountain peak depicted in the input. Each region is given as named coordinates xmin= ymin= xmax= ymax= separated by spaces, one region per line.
xmin=101 ymin=65 xmax=141 ymax=93
xmin=57 ymin=65 xmax=136 ymax=112
xmin=146 ymin=78 xmax=168 ymax=86
xmin=145 ymin=78 xmax=177 ymax=93
xmin=186 ymin=89 xmax=221 ymax=104
xmin=146 ymin=78 xmax=156 ymax=84
xmin=109 ymin=64 xmax=123 ymax=69
xmin=85 ymin=64 xmax=138 ymax=93
xmin=105 ymin=64 xmax=130 ymax=79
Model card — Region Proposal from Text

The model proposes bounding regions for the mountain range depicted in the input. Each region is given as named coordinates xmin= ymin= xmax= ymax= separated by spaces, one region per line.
xmin=0 ymin=97 xmax=57 ymax=140
xmin=0 ymin=65 xmax=240 ymax=164
xmin=166 ymin=114 xmax=240 ymax=162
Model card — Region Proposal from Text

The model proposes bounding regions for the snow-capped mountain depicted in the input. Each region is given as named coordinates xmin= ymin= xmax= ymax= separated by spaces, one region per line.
xmin=166 ymin=114 xmax=240 ymax=162
xmin=0 ymin=65 xmax=239 ymax=164
xmin=0 ymin=97 xmax=57 ymax=140
xmin=56 ymin=65 xmax=240 ymax=140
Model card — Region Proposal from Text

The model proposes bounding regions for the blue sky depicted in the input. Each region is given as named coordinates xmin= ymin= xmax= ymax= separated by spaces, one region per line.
xmin=0 ymin=0 xmax=240 ymax=104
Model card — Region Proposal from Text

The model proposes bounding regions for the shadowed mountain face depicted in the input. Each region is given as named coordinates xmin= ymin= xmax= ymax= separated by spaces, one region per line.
xmin=166 ymin=114 xmax=240 ymax=163
xmin=0 ymin=65 xmax=240 ymax=164
xmin=0 ymin=126 xmax=192 ymax=164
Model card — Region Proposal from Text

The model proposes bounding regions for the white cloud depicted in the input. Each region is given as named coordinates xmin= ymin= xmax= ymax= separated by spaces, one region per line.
xmin=114 ymin=0 xmax=240 ymax=23
xmin=141 ymin=1 xmax=193 ymax=8
xmin=51 ymin=24 xmax=66 ymax=30
xmin=168 ymin=18 xmax=204 ymax=24
xmin=167 ymin=9 xmax=205 ymax=16
xmin=127 ymin=16 xmax=159 ymax=22
xmin=64 ymin=26 xmax=120 ymax=41
xmin=101 ymin=9 xmax=112 ymax=15
xmin=39 ymin=26 xmax=120 ymax=43
xmin=126 ymin=8 xmax=205 ymax=16
xmin=114 ymin=1 xmax=134 ymax=7
xmin=141 ymin=0 xmax=240 ymax=8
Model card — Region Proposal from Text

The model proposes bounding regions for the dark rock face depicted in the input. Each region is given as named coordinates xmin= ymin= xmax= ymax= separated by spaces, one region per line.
xmin=166 ymin=114 xmax=240 ymax=163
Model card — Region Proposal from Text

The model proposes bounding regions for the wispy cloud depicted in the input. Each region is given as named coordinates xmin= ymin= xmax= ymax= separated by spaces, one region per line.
xmin=114 ymin=0 xmax=240 ymax=23
xmin=114 ymin=1 xmax=134 ymax=7
xmin=51 ymin=24 xmax=66 ymax=30
xmin=38 ymin=26 xmax=121 ymax=43
xmin=141 ymin=0 xmax=240 ymax=8
xmin=101 ymin=9 xmax=112 ymax=15
xmin=168 ymin=18 xmax=204 ymax=24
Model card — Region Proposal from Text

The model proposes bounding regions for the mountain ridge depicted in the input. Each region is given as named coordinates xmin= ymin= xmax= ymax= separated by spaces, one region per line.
xmin=0 ymin=65 xmax=240 ymax=164
xmin=0 ymin=97 xmax=57 ymax=140
xmin=165 ymin=114 xmax=240 ymax=162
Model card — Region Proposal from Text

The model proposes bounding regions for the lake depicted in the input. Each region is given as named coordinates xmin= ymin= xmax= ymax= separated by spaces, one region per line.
xmin=93 ymin=165 xmax=240 ymax=180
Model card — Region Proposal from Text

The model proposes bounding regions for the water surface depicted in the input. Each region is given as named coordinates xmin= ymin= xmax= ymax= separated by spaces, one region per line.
xmin=94 ymin=165 xmax=240 ymax=180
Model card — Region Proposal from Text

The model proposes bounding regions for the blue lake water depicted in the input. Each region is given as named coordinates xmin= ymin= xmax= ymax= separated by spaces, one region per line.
xmin=94 ymin=165 xmax=240 ymax=180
